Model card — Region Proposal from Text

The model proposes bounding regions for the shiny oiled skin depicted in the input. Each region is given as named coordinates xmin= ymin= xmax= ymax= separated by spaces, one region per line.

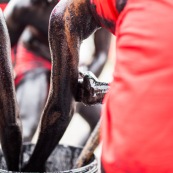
xmin=22 ymin=0 xmax=106 ymax=171
xmin=76 ymin=70 xmax=109 ymax=105
xmin=5 ymin=0 xmax=111 ymax=144
xmin=2 ymin=0 xmax=126 ymax=171
xmin=4 ymin=0 xmax=58 ymax=60
xmin=0 ymin=9 xmax=22 ymax=171
xmin=3 ymin=0 xmax=110 ymax=171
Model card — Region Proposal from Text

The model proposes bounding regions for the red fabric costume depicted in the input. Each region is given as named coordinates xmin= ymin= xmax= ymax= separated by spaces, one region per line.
xmin=1 ymin=1 xmax=51 ymax=86
xmin=0 ymin=3 xmax=7 ymax=11
xmin=14 ymin=44 xmax=51 ymax=86
xmin=90 ymin=0 xmax=173 ymax=172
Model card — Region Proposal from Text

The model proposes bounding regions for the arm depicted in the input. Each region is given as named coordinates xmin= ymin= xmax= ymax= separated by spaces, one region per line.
xmin=76 ymin=70 xmax=110 ymax=105
xmin=4 ymin=0 xmax=27 ymax=46
xmin=22 ymin=0 xmax=100 ymax=171
xmin=87 ymin=28 xmax=111 ymax=77
xmin=0 ymin=9 xmax=22 ymax=171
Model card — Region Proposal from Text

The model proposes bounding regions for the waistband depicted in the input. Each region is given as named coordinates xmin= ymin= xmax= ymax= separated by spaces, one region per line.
xmin=14 ymin=44 xmax=51 ymax=82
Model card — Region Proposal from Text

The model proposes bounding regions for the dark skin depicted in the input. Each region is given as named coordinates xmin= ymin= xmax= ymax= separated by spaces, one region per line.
xmin=0 ymin=3 xmax=108 ymax=171
xmin=0 ymin=9 xmax=22 ymax=171
xmin=4 ymin=0 xmax=111 ymax=143
xmin=0 ymin=13 xmax=108 ymax=173
xmin=0 ymin=0 xmax=125 ymax=171
xmin=4 ymin=0 xmax=58 ymax=61
xmin=22 ymin=0 xmax=110 ymax=171
xmin=0 ymin=0 xmax=110 ymax=171
xmin=4 ymin=0 xmax=58 ymax=142
xmin=5 ymin=0 xmax=110 ymax=80
xmin=3 ymin=0 xmax=111 ymax=171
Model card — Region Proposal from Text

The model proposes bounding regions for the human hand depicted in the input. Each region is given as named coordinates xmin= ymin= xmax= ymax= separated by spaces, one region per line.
xmin=75 ymin=70 xmax=109 ymax=105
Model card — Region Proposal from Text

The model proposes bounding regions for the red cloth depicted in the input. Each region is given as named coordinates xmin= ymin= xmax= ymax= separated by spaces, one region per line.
xmin=90 ymin=0 xmax=119 ymax=34
xmin=14 ymin=44 xmax=51 ymax=86
xmin=91 ymin=0 xmax=173 ymax=172
xmin=0 ymin=3 xmax=7 ymax=11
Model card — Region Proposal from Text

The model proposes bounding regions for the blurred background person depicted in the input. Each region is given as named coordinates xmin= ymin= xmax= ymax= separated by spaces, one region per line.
xmin=4 ymin=0 xmax=112 ymax=146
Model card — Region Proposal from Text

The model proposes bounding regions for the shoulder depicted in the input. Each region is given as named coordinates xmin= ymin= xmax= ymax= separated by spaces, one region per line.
xmin=4 ymin=0 xmax=33 ymax=21
xmin=88 ymin=0 xmax=127 ymax=34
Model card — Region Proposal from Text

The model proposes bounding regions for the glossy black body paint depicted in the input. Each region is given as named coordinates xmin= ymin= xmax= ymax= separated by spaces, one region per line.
xmin=4 ymin=0 xmax=58 ymax=142
xmin=22 ymin=0 xmax=100 ymax=171
xmin=0 ymin=9 xmax=22 ymax=171
xmin=5 ymin=0 xmax=111 ymax=145
xmin=3 ymin=0 xmax=110 ymax=171
xmin=4 ymin=0 xmax=58 ymax=60
xmin=76 ymin=71 xmax=109 ymax=105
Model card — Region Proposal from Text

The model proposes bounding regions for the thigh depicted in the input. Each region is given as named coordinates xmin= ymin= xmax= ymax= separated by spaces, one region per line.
xmin=16 ymin=69 xmax=49 ymax=141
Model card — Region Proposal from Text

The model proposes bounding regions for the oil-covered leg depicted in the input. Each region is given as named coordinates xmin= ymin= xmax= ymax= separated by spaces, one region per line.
xmin=0 ymin=9 xmax=22 ymax=171
xmin=22 ymin=2 xmax=78 ymax=171
xmin=22 ymin=0 xmax=99 ymax=171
